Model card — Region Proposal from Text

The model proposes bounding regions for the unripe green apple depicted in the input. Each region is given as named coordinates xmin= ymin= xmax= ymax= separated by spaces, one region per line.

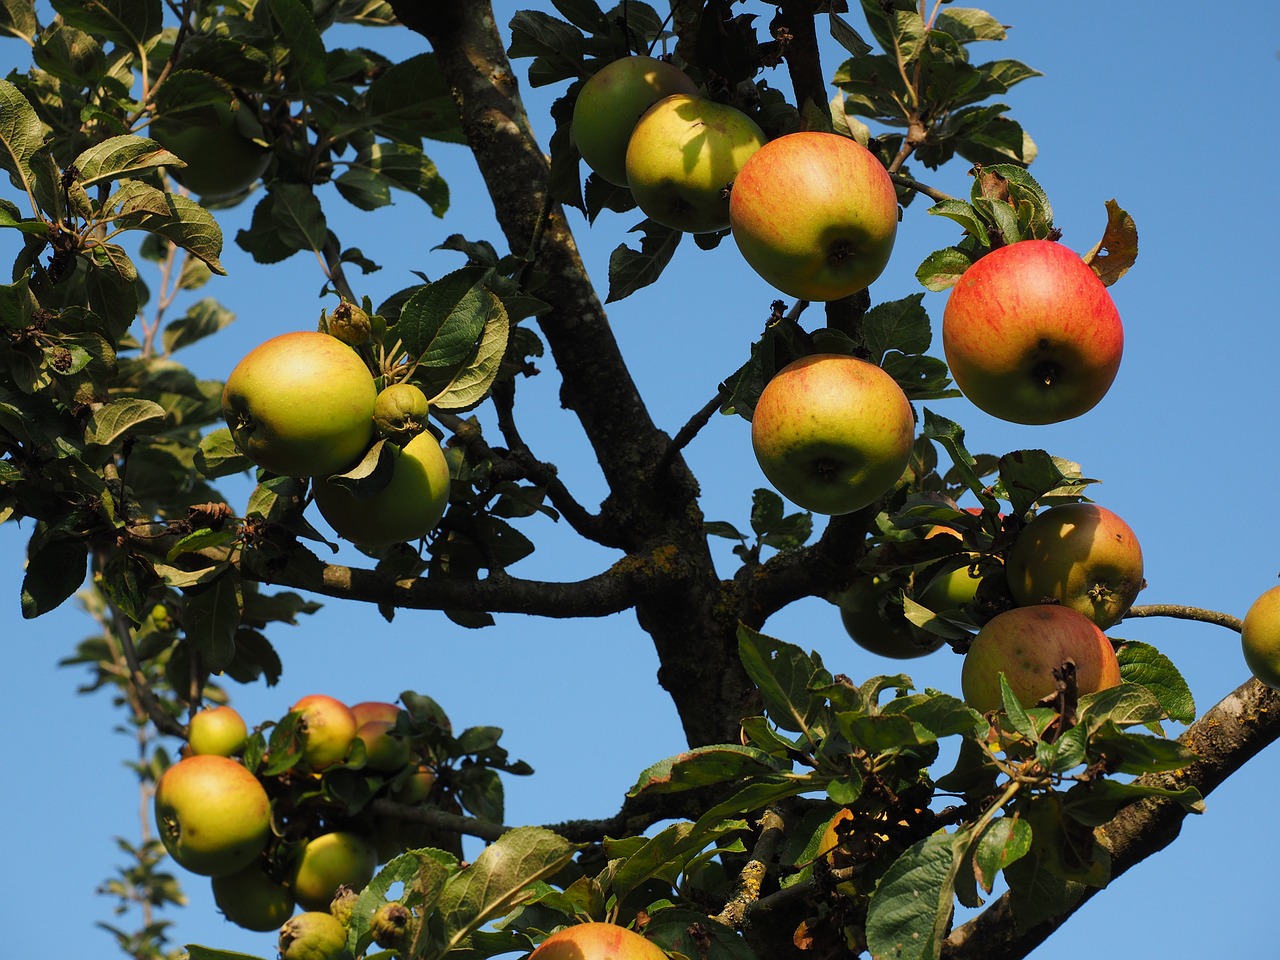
xmin=837 ymin=576 xmax=943 ymax=659
xmin=279 ymin=911 xmax=352 ymax=960
xmin=751 ymin=354 xmax=915 ymax=515
xmin=916 ymin=558 xmax=983 ymax=617
xmin=390 ymin=763 xmax=437 ymax=806
xmin=222 ymin=331 xmax=377 ymax=478
xmin=289 ymin=831 xmax=378 ymax=912
xmin=960 ymin=605 xmax=1122 ymax=713
xmin=529 ymin=922 xmax=668 ymax=960
xmin=1241 ymin=585 xmax=1280 ymax=689
xmin=373 ymin=382 xmax=430 ymax=445
xmin=572 ymin=55 xmax=698 ymax=186
xmin=942 ymin=239 xmax=1124 ymax=424
xmin=154 ymin=755 xmax=271 ymax=877
xmin=187 ymin=704 xmax=248 ymax=757
xmin=151 ymin=98 xmax=269 ymax=200
xmin=290 ymin=694 xmax=358 ymax=770
xmin=729 ymin=131 xmax=898 ymax=301
xmin=313 ymin=430 xmax=451 ymax=547
xmin=625 ymin=94 xmax=766 ymax=233
xmin=356 ymin=720 xmax=412 ymax=772
xmin=211 ymin=862 xmax=295 ymax=931
xmin=1006 ymin=502 xmax=1144 ymax=629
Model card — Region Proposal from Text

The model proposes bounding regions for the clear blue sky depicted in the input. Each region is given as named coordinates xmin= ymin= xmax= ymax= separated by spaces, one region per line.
xmin=2 ymin=3 xmax=1278 ymax=958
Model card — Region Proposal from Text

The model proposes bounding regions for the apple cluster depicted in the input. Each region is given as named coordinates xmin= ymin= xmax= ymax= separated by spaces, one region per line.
xmin=155 ymin=695 xmax=446 ymax=937
xmin=220 ymin=329 xmax=451 ymax=547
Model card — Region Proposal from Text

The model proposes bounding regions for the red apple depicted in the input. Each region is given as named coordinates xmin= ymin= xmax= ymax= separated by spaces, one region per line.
xmin=1006 ymin=502 xmax=1144 ymax=629
xmin=1241 ymin=585 xmax=1280 ymax=690
xmin=960 ymin=605 xmax=1122 ymax=713
xmin=187 ymin=704 xmax=248 ymax=757
xmin=624 ymin=94 xmax=766 ymax=233
xmin=222 ymin=331 xmax=377 ymax=478
xmin=942 ymin=239 xmax=1123 ymax=424
xmin=729 ymin=131 xmax=898 ymax=301
xmin=751 ymin=354 xmax=915 ymax=515
xmin=290 ymin=694 xmax=358 ymax=770
xmin=572 ymin=55 xmax=698 ymax=186
xmin=529 ymin=922 xmax=668 ymax=960
xmin=154 ymin=755 xmax=271 ymax=877
xmin=289 ymin=830 xmax=377 ymax=912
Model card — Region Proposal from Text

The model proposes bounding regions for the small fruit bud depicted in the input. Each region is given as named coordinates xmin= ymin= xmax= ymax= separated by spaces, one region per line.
xmin=328 ymin=301 xmax=371 ymax=346
xmin=373 ymin=383 xmax=430 ymax=445
xmin=370 ymin=901 xmax=416 ymax=951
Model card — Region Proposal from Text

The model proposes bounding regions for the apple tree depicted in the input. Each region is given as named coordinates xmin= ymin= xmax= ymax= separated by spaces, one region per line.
xmin=2 ymin=2 xmax=1276 ymax=960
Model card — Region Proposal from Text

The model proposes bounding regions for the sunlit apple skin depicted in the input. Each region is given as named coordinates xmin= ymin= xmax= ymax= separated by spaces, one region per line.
xmin=960 ymin=605 xmax=1121 ymax=713
xmin=572 ymin=55 xmax=699 ymax=186
xmin=917 ymin=558 xmax=983 ymax=616
xmin=222 ymin=331 xmax=376 ymax=478
xmin=837 ymin=577 xmax=943 ymax=659
xmin=1006 ymin=502 xmax=1144 ymax=629
xmin=211 ymin=862 xmax=295 ymax=931
xmin=625 ymin=94 xmax=766 ymax=233
xmin=1241 ymin=585 xmax=1280 ymax=690
xmin=313 ymin=431 xmax=451 ymax=547
xmin=356 ymin=720 xmax=412 ymax=772
xmin=751 ymin=354 xmax=915 ymax=515
xmin=289 ymin=831 xmax=378 ymax=912
xmin=942 ymin=239 xmax=1123 ymax=425
xmin=729 ymin=131 xmax=898 ymax=301
xmin=187 ymin=705 xmax=248 ymax=757
xmin=291 ymin=694 xmax=358 ymax=770
xmin=151 ymin=99 xmax=269 ymax=200
xmin=529 ymin=922 xmax=668 ymax=960
xmin=351 ymin=701 xmax=404 ymax=728
xmin=279 ymin=911 xmax=351 ymax=960
xmin=153 ymin=755 xmax=271 ymax=877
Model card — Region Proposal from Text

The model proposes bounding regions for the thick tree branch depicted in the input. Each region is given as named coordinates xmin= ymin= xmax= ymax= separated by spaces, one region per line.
xmin=942 ymin=677 xmax=1280 ymax=960
xmin=775 ymin=1 xmax=826 ymax=116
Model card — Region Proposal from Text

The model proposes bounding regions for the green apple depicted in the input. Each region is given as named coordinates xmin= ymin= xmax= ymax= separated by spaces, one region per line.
xmin=837 ymin=576 xmax=943 ymax=659
xmin=151 ymin=98 xmax=270 ymax=201
xmin=211 ymin=862 xmax=295 ymax=932
xmin=729 ymin=131 xmax=898 ymax=301
xmin=373 ymin=382 xmax=430 ymax=445
xmin=187 ymin=704 xmax=248 ymax=757
xmin=917 ymin=558 xmax=983 ymax=617
xmin=279 ymin=911 xmax=352 ymax=960
xmin=624 ymin=93 xmax=766 ymax=233
xmin=154 ymin=755 xmax=271 ymax=877
xmin=222 ymin=331 xmax=377 ymax=479
xmin=529 ymin=922 xmax=668 ymax=960
xmin=943 ymin=239 xmax=1124 ymax=424
xmin=1241 ymin=585 xmax=1280 ymax=689
xmin=356 ymin=720 xmax=412 ymax=772
xmin=390 ymin=763 xmax=436 ymax=805
xmin=289 ymin=831 xmax=377 ymax=912
xmin=751 ymin=354 xmax=915 ymax=515
xmin=290 ymin=694 xmax=358 ymax=770
xmin=1006 ymin=502 xmax=1144 ymax=629
xmin=313 ymin=430 xmax=451 ymax=547
xmin=572 ymin=55 xmax=698 ymax=186
xmin=960 ymin=605 xmax=1122 ymax=713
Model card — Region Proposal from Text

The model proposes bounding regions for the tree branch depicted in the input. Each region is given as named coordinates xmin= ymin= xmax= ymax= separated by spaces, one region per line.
xmin=1123 ymin=603 xmax=1243 ymax=633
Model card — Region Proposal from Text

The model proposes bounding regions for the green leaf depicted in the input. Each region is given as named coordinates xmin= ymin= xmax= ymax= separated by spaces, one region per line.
xmin=21 ymin=533 xmax=88 ymax=618
xmin=750 ymin=487 xmax=784 ymax=537
xmin=363 ymin=53 xmax=465 ymax=144
xmin=627 ymin=744 xmax=782 ymax=797
xmin=973 ymin=816 xmax=1031 ymax=893
xmin=922 ymin=409 xmax=999 ymax=510
xmin=185 ymin=947 xmax=270 ymax=960
xmin=737 ymin=624 xmax=831 ymax=736
xmin=1077 ymin=682 xmax=1165 ymax=734
xmin=163 ymin=297 xmax=235 ymax=354
xmin=428 ymin=291 xmax=509 ymax=412
xmin=836 ymin=713 xmax=935 ymax=753
xmin=0 ymin=78 xmax=46 ymax=194
xmin=349 ymin=850 xmax=453 ymax=956
xmin=1115 ymin=641 xmax=1195 ymax=724
xmin=183 ymin=570 xmax=243 ymax=672
xmin=865 ymin=828 xmax=969 ymax=960
xmin=1061 ymin=778 xmax=1203 ymax=828
xmin=72 ymin=135 xmax=173 ymax=188
xmin=934 ymin=8 xmax=1006 ymax=42
xmin=645 ymin=906 xmax=759 ymax=960
xmin=998 ymin=673 xmax=1037 ymax=740
xmin=606 ymin=219 xmax=681 ymax=302
xmin=887 ymin=692 xmax=986 ymax=739
xmin=506 ymin=10 xmax=586 ymax=87
xmin=915 ymin=245 xmax=975 ymax=291
xmin=195 ymin=427 xmax=255 ymax=479
xmin=0 ymin=0 xmax=38 ymax=42
xmin=829 ymin=11 xmax=873 ymax=57
xmin=861 ymin=293 xmax=931 ymax=363
xmin=996 ymin=449 xmax=1097 ymax=516
xmin=109 ymin=182 xmax=226 ymax=274
xmin=51 ymin=0 xmax=162 ymax=45
xmin=265 ymin=0 xmax=327 ymax=92
xmin=927 ymin=200 xmax=990 ymax=247
xmin=337 ymin=142 xmax=450 ymax=215
xmin=84 ymin=398 xmax=167 ymax=450
xmin=1086 ymin=720 xmax=1196 ymax=775
xmin=396 ymin=266 xmax=492 ymax=372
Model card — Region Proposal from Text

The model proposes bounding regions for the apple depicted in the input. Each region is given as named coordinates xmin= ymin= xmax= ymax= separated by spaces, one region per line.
xmin=1006 ymin=502 xmax=1144 ymax=629
xmin=572 ymin=55 xmax=699 ymax=186
xmin=942 ymin=239 xmax=1124 ymax=424
xmin=279 ymin=911 xmax=352 ymax=960
xmin=917 ymin=558 xmax=983 ymax=617
xmin=187 ymin=704 xmax=248 ymax=757
xmin=390 ymin=763 xmax=437 ymax=805
xmin=290 ymin=694 xmax=358 ymax=770
xmin=751 ymin=354 xmax=915 ymax=515
xmin=211 ymin=862 xmax=295 ymax=932
xmin=529 ymin=922 xmax=668 ymax=960
xmin=351 ymin=701 xmax=404 ymax=728
xmin=289 ymin=830 xmax=378 ymax=912
xmin=153 ymin=755 xmax=271 ymax=877
xmin=373 ymin=382 xmax=430 ymax=445
xmin=960 ymin=605 xmax=1122 ymax=713
xmin=729 ymin=131 xmax=898 ymax=301
xmin=837 ymin=576 xmax=943 ymax=659
xmin=356 ymin=720 xmax=412 ymax=772
xmin=151 ymin=98 xmax=270 ymax=200
xmin=1241 ymin=585 xmax=1280 ymax=689
xmin=624 ymin=93 xmax=766 ymax=233
xmin=222 ymin=331 xmax=377 ymax=479
xmin=312 ymin=430 xmax=451 ymax=547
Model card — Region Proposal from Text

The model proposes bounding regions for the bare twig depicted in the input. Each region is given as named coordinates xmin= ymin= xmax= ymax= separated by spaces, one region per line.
xmin=1122 ymin=604 xmax=1244 ymax=633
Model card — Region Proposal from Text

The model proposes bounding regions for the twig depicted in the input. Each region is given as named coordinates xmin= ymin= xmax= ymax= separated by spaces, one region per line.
xmin=1122 ymin=604 xmax=1243 ymax=633
xmin=656 ymin=392 xmax=725 ymax=477
xmin=715 ymin=805 xmax=788 ymax=928
xmin=890 ymin=172 xmax=958 ymax=203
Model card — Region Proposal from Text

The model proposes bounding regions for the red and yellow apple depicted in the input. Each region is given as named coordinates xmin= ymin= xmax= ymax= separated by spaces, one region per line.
xmin=153 ymin=755 xmax=271 ymax=877
xmin=942 ymin=239 xmax=1123 ymax=424
xmin=529 ymin=922 xmax=668 ymax=960
xmin=187 ymin=704 xmax=248 ymax=757
xmin=351 ymin=701 xmax=404 ymax=729
xmin=729 ymin=131 xmax=898 ymax=301
xmin=211 ymin=862 xmax=295 ymax=932
xmin=290 ymin=694 xmax=358 ymax=770
xmin=1241 ymin=585 xmax=1280 ymax=690
xmin=960 ymin=604 xmax=1122 ymax=713
xmin=312 ymin=430 xmax=451 ymax=547
xmin=1006 ymin=502 xmax=1144 ymax=629
xmin=624 ymin=93 xmax=766 ymax=233
xmin=751 ymin=354 xmax=915 ymax=515
xmin=572 ymin=55 xmax=698 ymax=186
xmin=289 ymin=830 xmax=378 ymax=912
xmin=222 ymin=331 xmax=377 ymax=478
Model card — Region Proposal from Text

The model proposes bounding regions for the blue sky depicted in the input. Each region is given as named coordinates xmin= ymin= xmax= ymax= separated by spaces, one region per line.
xmin=2 ymin=3 xmax=1279 ymax=958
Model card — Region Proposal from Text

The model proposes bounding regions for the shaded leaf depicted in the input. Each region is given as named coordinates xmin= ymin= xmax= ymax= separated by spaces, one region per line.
xmin=627 ymin=744 xmax=782 ymax=797
xmin=1083 ymin=198 xmax=1139 ymax=286
xmin=866 ymin=829 xmax=969 ymax=960
xmin=606 ymin=219 xmax=681 ymax=302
